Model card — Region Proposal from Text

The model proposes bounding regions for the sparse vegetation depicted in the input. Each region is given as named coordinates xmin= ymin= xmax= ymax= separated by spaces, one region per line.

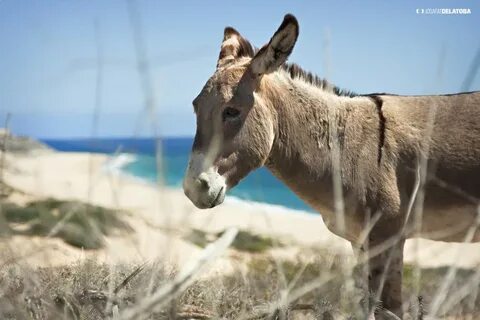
xmin=0 ymin=254 xmax=349 ymax=320
xmin=0 ymin=129 xmax=51 ymax=154
xmin=1 ymin=254 xmax=480 ymax=319
xmin=0 ymin=198 xmax=131 ymax=249
xmin=184 ymin=228 xmax=282 ymax=253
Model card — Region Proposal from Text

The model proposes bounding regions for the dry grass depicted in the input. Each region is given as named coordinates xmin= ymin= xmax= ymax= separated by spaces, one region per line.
xmin=0 ymin=253 xmax=357 ymax=320
xmin=0 ymin=248 xmax=479 ymax=319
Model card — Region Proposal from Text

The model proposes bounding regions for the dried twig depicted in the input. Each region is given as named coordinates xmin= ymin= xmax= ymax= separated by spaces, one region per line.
xmin=0 ymin=113 xmax=11 ymax=198
xmin=114 ymin=262 xmax=148 ymax=294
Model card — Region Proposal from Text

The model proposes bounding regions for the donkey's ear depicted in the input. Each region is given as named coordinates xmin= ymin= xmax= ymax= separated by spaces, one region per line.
xmin=249 ymin=14 xmax=299 ymax=77
xmin=217 ymin=27 xmax=255 ymax=69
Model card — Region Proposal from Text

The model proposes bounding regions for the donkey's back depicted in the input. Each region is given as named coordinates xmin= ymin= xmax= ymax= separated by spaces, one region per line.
xmin=386 ymin=91 xmax=480 ymax=186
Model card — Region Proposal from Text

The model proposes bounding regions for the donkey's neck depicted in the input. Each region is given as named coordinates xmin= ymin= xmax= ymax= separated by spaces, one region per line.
xmin=262 ymin=72 xmax=376 ymax=213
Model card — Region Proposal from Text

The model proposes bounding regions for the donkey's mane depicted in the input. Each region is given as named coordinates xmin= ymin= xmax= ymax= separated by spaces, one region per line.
xmin=281 ymin=63 xmax=358 ymax=97
xmin=237 ymin=37 xmax=357 ymax=98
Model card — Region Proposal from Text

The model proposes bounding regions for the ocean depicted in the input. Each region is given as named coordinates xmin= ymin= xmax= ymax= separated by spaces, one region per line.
xmin=42 ymin=137 xmax=313 ymax=212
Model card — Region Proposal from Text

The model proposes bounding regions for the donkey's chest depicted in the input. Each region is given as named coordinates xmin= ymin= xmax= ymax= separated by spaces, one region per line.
xmin=298 ymin=188 xmax=368 ymax=243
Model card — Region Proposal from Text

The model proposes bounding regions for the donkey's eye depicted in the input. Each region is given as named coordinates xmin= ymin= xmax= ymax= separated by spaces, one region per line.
xmin=222 ymin=107 xmax=240 ymax=121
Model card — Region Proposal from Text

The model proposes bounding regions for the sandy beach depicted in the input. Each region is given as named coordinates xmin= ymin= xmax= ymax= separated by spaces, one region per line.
xmin=3 ymin=149 xmax=480 ymax=271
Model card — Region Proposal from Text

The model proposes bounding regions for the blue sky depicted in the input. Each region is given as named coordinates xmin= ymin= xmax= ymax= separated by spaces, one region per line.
xmin=1 ymin=1 xmax=479 ymax=138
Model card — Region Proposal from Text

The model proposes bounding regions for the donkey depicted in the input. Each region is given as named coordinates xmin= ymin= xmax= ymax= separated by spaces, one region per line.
xmin=182 ymin=14 xmax=480 ymax=318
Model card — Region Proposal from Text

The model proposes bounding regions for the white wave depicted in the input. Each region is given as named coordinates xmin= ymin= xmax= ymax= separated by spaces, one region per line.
xmin=102 ymin=153 xmax=137 ymax=174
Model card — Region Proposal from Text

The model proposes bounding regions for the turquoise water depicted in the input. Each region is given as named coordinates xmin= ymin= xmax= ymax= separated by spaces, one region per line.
xmin=43 ymin=137 xmax=313 ymax=212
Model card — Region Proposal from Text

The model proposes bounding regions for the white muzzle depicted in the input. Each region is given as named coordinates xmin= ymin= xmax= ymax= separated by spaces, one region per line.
xmin=183 ymin=152 xmax=227 ymax=209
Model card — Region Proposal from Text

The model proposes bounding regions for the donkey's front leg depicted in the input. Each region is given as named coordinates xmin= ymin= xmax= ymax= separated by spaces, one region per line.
xmin=369 ymin=236 xmax=405 ymax=319
xmin=352 ymin=243 xmax=376 ymax=319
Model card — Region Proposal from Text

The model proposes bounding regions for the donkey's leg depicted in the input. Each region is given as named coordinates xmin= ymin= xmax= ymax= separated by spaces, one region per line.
xmin=352 ymin=242 xmax=376 ymax=319
xmin=369 ymin=236 xmax=405 ymax=319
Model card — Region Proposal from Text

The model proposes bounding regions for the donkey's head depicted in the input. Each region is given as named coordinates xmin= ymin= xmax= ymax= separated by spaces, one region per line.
xmin=183 ymin=14 xmax=299 ymax=209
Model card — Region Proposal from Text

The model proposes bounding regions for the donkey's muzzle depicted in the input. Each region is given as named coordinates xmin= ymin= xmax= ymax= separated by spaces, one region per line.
xmin=183 ymin=171 xmax=227 ymax=209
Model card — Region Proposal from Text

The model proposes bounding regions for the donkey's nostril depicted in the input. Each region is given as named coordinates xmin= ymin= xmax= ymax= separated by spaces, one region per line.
xmin=197 ymin=176 xmax=210 ymax=190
